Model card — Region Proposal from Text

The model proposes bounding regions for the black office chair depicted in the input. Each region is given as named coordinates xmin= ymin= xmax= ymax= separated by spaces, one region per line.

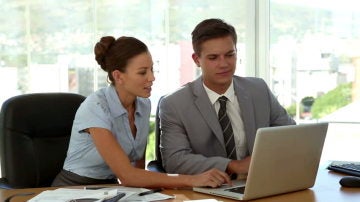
xmin=146 ymin=96 xmax=165 ymax=173
xmin=0 ymin=93 xmax=85 ymax=189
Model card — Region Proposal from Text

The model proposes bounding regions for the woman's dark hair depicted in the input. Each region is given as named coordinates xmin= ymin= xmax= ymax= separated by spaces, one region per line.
xmin=191 ymin=18 xmax=237 ymax=55
xmin=94 ymin=36 xmax=148 ymax=85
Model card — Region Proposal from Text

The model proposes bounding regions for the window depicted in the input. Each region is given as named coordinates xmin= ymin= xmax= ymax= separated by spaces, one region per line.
xmin=1 ymin=0 xmax=359 ymax=168
xmin=0 ymin=0 xmax=249 ymax=114
xmin=269 ymin=0 xmax=360 ymax=162
xmin=0 ymin=0 xmax=249 ymax=172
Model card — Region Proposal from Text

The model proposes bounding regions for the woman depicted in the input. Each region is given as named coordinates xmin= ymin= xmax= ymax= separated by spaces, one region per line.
xmin=52 ymin=36 xmax=230 ymax=188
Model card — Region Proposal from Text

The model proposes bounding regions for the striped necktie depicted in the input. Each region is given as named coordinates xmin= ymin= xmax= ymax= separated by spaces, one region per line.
xmin=218 ymin=96 xmax=237 ymax=160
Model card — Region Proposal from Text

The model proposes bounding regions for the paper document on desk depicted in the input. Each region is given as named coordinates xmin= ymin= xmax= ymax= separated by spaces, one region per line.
xmin=27 ymin=187 xmax=174 ymax=202
xmin=107 ymin=186 xmax=174 ymax=201
xmin=28 ymin=188 xmax=121 ymax=201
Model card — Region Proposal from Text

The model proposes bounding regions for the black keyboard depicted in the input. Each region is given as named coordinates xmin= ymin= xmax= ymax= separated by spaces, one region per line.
xmin=225 ymin=186 xmax=245 ymax=194
xmin=327 ymin=161 xmax=360 ymax=177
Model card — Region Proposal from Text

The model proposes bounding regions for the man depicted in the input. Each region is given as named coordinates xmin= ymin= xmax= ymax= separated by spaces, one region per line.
xmin=159 ymin=18 xmax=296 ymax=176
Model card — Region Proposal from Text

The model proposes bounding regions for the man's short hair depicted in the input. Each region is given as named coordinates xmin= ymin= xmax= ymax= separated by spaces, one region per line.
xmin=191 ymin=18 xmax=237 ymax=55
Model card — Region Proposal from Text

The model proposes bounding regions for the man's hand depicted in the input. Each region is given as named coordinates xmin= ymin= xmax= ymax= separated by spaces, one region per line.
xmin=226 ymin=156 xmax=251 ymax=175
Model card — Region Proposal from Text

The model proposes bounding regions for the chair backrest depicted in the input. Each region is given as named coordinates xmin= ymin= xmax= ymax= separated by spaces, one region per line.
xmin=0 ymin=93 xmax=85 ymax=188
xmin=146 ymin=96 xmax=165 ymax=172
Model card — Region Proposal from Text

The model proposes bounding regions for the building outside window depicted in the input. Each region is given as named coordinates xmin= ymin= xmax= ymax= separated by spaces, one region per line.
xmin=269 ymin=0 xmax=360 ymax=162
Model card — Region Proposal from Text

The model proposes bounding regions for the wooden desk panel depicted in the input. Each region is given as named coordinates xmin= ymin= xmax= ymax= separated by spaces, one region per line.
xmin=1 ymin=169 xmax=359 ymax=202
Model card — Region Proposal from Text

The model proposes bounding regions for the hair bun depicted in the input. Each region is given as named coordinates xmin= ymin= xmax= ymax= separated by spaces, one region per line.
xmin=94 ymin=36 xmax=116 ymax=70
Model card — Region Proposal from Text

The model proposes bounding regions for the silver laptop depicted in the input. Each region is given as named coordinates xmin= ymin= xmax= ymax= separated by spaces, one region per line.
xmin=193 ymin=122 xmax=328 ymax=200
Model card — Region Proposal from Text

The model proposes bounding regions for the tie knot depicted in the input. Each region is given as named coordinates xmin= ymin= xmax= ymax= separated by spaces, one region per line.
xmin=218 ymin=96 xmax=228 ymax=109
xmin=218 ymin=96 xmax=228 ymax=103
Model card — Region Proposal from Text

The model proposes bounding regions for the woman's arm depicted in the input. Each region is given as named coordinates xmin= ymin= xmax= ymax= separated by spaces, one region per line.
xmin=89 ymin=127 xmax=231 ymax=188
xmin=134 ymin=157 xmax=145 ymax=169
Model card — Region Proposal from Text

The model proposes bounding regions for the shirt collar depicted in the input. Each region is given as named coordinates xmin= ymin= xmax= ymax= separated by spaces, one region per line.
xmin=106 ymin=85 xmax=143 ymax=118
xmin=203 ymin=80 xmax=235 ymax=105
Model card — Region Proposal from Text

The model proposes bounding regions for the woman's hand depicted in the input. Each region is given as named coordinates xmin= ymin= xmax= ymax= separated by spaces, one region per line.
xmin=189 ymin=168 xmax=231 ymax=188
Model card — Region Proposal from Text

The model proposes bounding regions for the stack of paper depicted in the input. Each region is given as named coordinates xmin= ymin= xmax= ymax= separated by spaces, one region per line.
xmin=27 ymin=187 xmax=174 ymax=202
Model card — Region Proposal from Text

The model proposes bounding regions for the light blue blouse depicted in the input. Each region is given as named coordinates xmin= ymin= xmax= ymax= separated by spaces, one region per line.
xmin=63 ymin=85 xmax=151 ymax=179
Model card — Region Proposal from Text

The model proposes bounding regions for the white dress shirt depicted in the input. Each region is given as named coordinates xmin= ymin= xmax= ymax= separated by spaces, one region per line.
xmin=203 ymin=81 xmax=248 ymax=159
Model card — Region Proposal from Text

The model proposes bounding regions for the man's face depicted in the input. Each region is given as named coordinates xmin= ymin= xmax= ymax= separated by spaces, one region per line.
xmin=192 ymin=35 xmax=237 ymax=94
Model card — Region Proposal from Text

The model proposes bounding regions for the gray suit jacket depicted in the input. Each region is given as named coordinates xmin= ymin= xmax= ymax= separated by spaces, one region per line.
xmin=159 ymin=76 xmax=296 ymax=174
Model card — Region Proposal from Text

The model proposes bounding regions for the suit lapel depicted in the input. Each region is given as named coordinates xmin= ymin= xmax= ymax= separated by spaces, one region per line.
xmin=234 ymin=78 xmax=256 ymax=151
xmin=190 ymin=78 xmax=225 ymax=145
xmin=189 ymin=77 xmax=258 ymax=151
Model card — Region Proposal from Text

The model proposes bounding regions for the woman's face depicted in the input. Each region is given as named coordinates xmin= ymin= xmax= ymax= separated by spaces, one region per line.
xmin=115 ymin=51 xmax=155 ymax=98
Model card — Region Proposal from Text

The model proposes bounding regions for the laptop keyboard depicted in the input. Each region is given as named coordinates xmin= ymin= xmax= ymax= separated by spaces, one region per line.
xmin=224 ymin=186 xmax=245 ymax=194
xmin=327 ymin=161 xmax=360 ymax=177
